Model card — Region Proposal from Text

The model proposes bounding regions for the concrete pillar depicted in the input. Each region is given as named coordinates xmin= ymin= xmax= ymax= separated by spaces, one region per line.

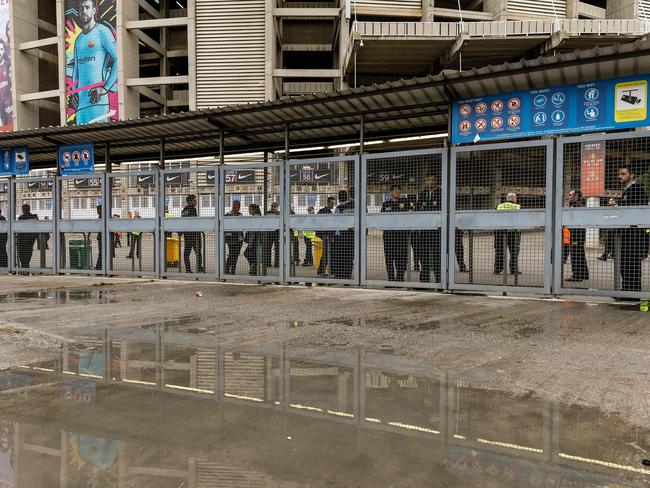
xmin=606 ymin=0 xmax=638 ymax=18
xmin=264 ymin=0 xmax=274 ymax=100
xmin=484 ymin=0 xmax=508 ymax=20
xmin=566 ymin=0 xmax=580 ymax=18
xmin=12 ymin=0 xmax=40 ymax=129
xmin=187 ymin=0 xmax=197 ymax=111
xmin=117 ymin=0 xmax=139 ymax=119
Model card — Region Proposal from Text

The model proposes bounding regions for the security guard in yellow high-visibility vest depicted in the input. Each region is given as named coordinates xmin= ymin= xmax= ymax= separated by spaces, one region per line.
xmin=127 ymin=211 xmax=142 ymax=259
xmin=303 ymin=230 xmax=316 ymax=266
xmin=494 ymin=193 xmax=521 ymax=275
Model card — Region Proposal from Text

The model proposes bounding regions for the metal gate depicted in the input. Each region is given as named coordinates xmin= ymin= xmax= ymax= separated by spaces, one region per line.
xmin=554 ymin=131 xmax=650 ymax=299
xmin=107 ymin=171 xmax=159 ymax=277
xmin=160 ymin=167 xmax=218 ymax=279
xmin=449 ymin=140 xmax=554 ymax=294
xmin=0 ymin=179 xmax=10 ymax=272
xmin=57 ymin=174 xmax=106 ymax=275
xmin=361 ymin=149 xmax=447 ymax=289
xmin=219 ymin=161 xmax=283 ymax=283
xmin=285 ymin=156 xmax=359 ymax=285
xmin=12 ymin=176 xmax=56 ymax=274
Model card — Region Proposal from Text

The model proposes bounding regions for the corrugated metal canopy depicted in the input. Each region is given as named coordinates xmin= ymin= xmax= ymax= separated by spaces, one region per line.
xmin=3 ymin=37 xmax=650 ymax=168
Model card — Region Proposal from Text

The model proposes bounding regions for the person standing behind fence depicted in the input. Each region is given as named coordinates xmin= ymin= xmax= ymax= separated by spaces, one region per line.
xmin=268 ymin=202 xmax=281 ymax=268
xmin=333 ymin=189 xmax=355 ymax=280
xmin=597 ymin=198 xmax=618 ymax=261
xmin=17 ymin=204 xmax=38 ymax=269
xmin=316 ymin=196 xmax=336 ymax=277
xmin=225 ymin=200 xmax=243 ymax=274
xmin=381 ymin=185 xmax=410 ymax=282
xmin=126 ymin=211 xmax=133 ymax=247
xmin=181 ymin=194 xmax=204 ymax=273
xmin=244 ymin=204 xmax=263 ymax=275
xmin=564 ymin=190 xmax=589 ymax=282
xmin=0 ymin=208 xmax=7 ymax=268
xmin=302 ymin=206 xmax=315 ymax=266
xmin=416 ymin=175 xmax=442 ymax=283
xmin=617 ymin=165 xmax=647 ymax=292
xmin=127 ymin=212 xmax=141 ymax=259
xmin=494 ymin=193 xmax=521 ymax=276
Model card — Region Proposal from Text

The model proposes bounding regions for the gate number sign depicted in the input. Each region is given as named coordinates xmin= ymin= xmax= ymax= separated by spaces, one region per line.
xmin=451 ymin=74 xmax=650 ymax=144
xmin=59 ymin=143 xmax=95 ymax=175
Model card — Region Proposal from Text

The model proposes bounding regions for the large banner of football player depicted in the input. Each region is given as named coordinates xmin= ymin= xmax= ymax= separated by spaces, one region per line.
xmin=0 ymin=1 xmax=13 ymax=132
xmin=65 ymin=0 xmax=118 ymax=125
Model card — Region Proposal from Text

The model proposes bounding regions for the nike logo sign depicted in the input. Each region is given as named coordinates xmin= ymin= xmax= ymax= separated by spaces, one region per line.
xmin=138 ymin=176 xmax=151 ymax=183
xmin=315 ymin=173 xmax=329 ymax=180
xmin=74 ymin=179 xmax=86 ymax=185
xmin=166 ymin=175 xmax=180 ymax=182
xmin=393 ymin=174 xmax=404 ymax=180
xmin=238 ymin=173 xmax=253 ymax=180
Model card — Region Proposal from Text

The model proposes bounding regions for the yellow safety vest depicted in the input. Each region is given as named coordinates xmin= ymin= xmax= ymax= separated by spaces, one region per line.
xmin=303 ymin=231 xmax=316 ymax=240
xmin=496 ymin=202 xmax=521 ymax=210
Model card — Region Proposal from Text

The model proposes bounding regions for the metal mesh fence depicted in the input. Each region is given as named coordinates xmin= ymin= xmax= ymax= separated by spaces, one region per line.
xmin=454 ymin=228 xmax=546 ymax=287
xmin=59 ymin=232 xmax=102 ymax=271
xmin=224 ymin=351 xmax=279 ymax=404
xmin=111 ymin=340 xmax=158 ymax=386
xmin=288 ymin=360 xmax=354 ymax=416
xmin=289 ymin=227 xmax=355 ymax=280
xmin=366 ymin=152 xmax=443 ymax=285
xmin=0 ymin=181 xmax=7 ymax=269
xmin=109 ymin=173 xmax=157 ymax=219
xmin=14 ymin=232 xmax=53 ymax=270
xmin=13 ymin=179 xmax=54 ymax=220
xmin=164 ymin=231 xmax=215 ymax=275
xmin=109 ymin=231 xmax=156 ymax=274
xmin=59 ymin=176 xmax=103 ymax=220
xmin=163 ymin=169 xmax=215 ymax=217
xmin=289 ymin=159 xmax=353 ymax=215
xmin=224 ymin=229 xmax=281 ymax=278
xmin=454 ymin=146 xmax=548 ymax=288
xmin=223 ymin=166 xmax=280 ymax=215
xmin=164 ymin=344 xmax=216 ymax=394
xmin=364 ymin=370 xmax=440 ymax=433
xmin=561 ymin=138 xmax=650 ymax=293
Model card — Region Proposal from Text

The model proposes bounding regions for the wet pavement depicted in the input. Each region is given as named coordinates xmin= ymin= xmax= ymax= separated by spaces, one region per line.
xmin=0 ymin=328 xmax=647 ymax=487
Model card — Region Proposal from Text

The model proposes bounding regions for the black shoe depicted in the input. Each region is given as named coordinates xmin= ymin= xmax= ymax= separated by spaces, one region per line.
xmin=565 ymin=276 xmax=584 ymax=282
xmin=459 ymin=265 xmax=468 ymax=273
xmin=493 ymin=270 xmax=503 ymax=274
xmin=596 ymin=255 xmax=609 ymax=261
xmin=510 ymin=271 xmax=522 ymax=275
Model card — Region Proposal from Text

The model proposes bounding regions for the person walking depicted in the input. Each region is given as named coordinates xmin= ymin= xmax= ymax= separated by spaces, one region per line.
xmin=181 ymin=194 xmax=204 ymax=273
xmin=494 ymin=193 xmax=521 ymax=275
xmin=381 ymin=185 xmax=410 ymax=281
xmin=564 ymin=190 xmax=589 ymax=282
xmin=224 ymin=200 xmax=244 ymax=274
xmin=127 ymin=211 xmax=141 ymax=259
xmin=17 ymin=204 xmax=38 ymax=269
xmin=597 ymin=198 xmax=618 ymax=261
xmin=95 ymin=205 xmax=103 ymax=270
xmin=617 ymin=165 xmax=647 ymax=292
xmin=316 ymin=196 xmax=336 ymax=277
xmin=302 ymin=206 xmax=316 ymax=266
xmin=416 ymin=175 xmax=442 ymax=283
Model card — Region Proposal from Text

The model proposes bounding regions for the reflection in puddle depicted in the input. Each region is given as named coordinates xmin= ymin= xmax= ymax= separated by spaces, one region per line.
xmin=0 ymin=329 xmax=647 ymax=487
xmin=0 ymin=289 xmax=114 ymax=304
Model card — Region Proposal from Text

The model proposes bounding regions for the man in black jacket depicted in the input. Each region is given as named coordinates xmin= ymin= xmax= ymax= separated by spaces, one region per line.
xmin=381 ymin=185 xmax=410 ymax=281
xmin=224 ymin=200 xmax=243 ymax=274
xmin=316 ymin=196 xmax=336 ymax=276
xmin=181 ymin=194 xmax=204 ymax=273
xmin=617 ymin=165 xmax=647 ymax=292
xmin=564 ymin=190 xmax=589 ymax=282
xmin=416 ymin=175 xmax=442 ymax=283
xmin=17 ymin=204 xmax=38 ymax=269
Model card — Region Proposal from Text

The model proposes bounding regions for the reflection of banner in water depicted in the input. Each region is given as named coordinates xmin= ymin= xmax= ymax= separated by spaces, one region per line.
xmin=0 ymin=2 xmax=13 ymax=132
xmin=64 ymin=0 xmax=118 ymax=126
xmin=0 ymin=420 xmax=15 ymax=488
xmin=68 ymin=432 xmax=120 ymax=485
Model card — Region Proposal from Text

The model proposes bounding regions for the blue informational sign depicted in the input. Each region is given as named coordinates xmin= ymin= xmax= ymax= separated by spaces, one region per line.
xmin=451 ymin=74 xmax=650 ymax=144
xmin=59 ymin=143 xmax=95 ymax=175
xmin=0 ymin=148 xmax=29 ymax=176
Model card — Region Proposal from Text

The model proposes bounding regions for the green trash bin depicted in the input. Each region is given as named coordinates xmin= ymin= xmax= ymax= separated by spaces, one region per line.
xmin=69 ymin=239 xmax=92 ymax=270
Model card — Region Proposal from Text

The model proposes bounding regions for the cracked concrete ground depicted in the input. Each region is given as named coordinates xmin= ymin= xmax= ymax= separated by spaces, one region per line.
xmin=0 ymin=275 xmax=648 ymax=429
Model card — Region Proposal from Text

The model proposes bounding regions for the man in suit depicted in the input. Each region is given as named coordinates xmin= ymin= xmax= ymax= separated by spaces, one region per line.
xmin=224 ymin=200 xmax=243 ymax=274
xmin=617 ymin=165 xmax=648 ymax=292
xmin=416 ymin=175 xmax=442 ymax=283
xmin=17 ymin=204 xmax=38 ymax=269
xmin=381 ymin=185 xmax=410 ymax=281
xmin=333 ymin=189 xmax=355 ymax=280
xmin=0 ymin=208 xmax=7 ymax=268
xmin=564 ymin=190 xmax=589 ymax=282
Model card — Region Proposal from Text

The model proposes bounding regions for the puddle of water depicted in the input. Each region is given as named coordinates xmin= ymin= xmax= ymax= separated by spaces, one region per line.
xmin=0 ymin=289 xmax=115 ymax=304
xmin=0 ymin=330 xmax=647 ymax=487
